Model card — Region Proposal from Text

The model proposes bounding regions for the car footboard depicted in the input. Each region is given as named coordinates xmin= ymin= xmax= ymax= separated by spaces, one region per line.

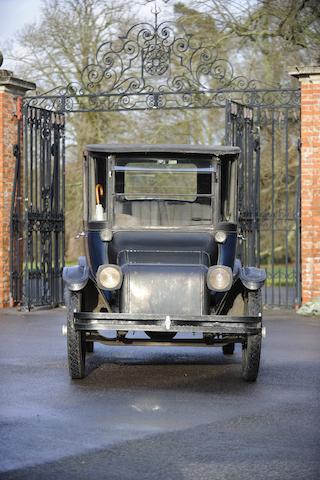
xmin=74 ymin=312 xmax=262 ymax=335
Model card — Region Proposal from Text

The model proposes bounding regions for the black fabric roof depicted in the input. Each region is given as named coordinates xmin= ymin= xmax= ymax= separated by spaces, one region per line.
xmin=85 ymin=144 xmax=240 ymax=156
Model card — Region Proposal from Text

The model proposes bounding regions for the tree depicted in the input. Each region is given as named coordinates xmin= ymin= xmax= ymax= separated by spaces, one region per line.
xmin=11 ymin=0 xmax=136 ymax=260
xmin=183 ymin=0 xmax=320 ymax=83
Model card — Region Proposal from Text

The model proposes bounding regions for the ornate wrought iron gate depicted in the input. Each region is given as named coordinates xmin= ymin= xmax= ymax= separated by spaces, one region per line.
xmin=10 ymin=6 xmax=301 ymax=309
xmin=255 ymin=106 xmax=301 ymax=307
xmin=225 ymin=100 xmax=301 ymax=307
xmin=11 ymin=106 xmax=65 ymax=309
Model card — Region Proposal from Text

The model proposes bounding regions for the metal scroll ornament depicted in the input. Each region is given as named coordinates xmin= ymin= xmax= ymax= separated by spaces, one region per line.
xmin=80 ymin=12 xmax=250 ymax=97
xmin=25 ymin=8 xmax=300 ymax=111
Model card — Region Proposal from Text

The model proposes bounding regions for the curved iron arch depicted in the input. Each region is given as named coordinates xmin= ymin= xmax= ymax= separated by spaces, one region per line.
xmin=25 ymin=9 xmax=300 ymax=112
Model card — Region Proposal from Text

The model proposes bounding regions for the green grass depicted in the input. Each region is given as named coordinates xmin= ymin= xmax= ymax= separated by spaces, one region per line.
xmin=262 ymin=264 xmax=296 ymax=287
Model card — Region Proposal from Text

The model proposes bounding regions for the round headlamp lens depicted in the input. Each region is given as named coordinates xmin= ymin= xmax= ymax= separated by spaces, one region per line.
xmin=97 ymin=265 xmax=122 ymax=290
xmin=207 ymin=266 xmax=232 ymax=291
xmin=214 ymin=230 xmax=227 ymax=243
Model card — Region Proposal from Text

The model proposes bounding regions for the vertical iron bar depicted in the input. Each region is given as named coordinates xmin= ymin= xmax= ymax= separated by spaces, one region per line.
xmin=48 ymin=112 xmax=53 ymax=305
xmin=54 ymin=116 xmax=59 ymax=305
xmin=10 ymin=116 xmax=21 ymax=304
xmin=17 ymin=109 xmax=22 ymax=303
xmin=265 ymin=267 xmax=268 ymax=305
xmin=23 ymin=106 xmax=30 ymax=309
xmin=271 ymin=110 xmax=275 ymax=306
xmin=285 ymin=109 xmax=289 ymax=306
xmin=30 ymin=110 xmax=34 ymax=300
xmin=295 ymin=138 xmax=302 ymax=307
xmin=54 ymin=115 xmax=59 ymax=305
xmin=248 ymin=111 xmax=254 ymax=265
xmin=224 ymin=100 xmax=231 ymax=145
xmin=61 ymin=114 xmax=66 ymax=304
xmin=254 ymin=109 xmax=261 ymax=268
xmin=35 ymin=109 xmax=39 ymax=298
xmin=243 ymin=107 xmax=248 ymax=265
xmin=52 ymin=115 xmax=56 ymax=305
xmin=244 ymin=110 xmax=249 ymax=265
xmin=60 ymin=91 xmax=67 ymax=301
xmin=30 ymin=111 xmax=34 ymax=212
xmin=40 ymin=111 xmax=44 ymax=305
xmin=238 ymin=105 xmax=244 ymax=264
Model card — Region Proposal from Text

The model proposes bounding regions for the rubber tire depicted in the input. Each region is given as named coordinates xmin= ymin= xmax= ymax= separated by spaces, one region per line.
xmin=242 ymin=289 xmax=262 ymax=382
xmin=223 ymin=343 xmax=235 ymax=355
xmin=67 ymin=291 xmax=86 ymax=379
xmin=145 ymin=331 xmax=176 ymax=341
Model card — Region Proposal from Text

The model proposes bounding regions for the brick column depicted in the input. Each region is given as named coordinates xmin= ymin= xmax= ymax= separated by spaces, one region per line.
xmin=289 ymin=66 xmax=320 ymax=304
xmin=0 ymin=67 xmax=35 ymax=308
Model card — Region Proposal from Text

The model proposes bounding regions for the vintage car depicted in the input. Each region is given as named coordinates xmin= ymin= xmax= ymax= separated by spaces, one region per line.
xmin=63 ymin=144 xmax=266 ymax=381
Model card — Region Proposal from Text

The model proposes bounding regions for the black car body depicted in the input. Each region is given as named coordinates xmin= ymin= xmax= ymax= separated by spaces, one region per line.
xmin=63 ymin=144 xmax=266 ymax=380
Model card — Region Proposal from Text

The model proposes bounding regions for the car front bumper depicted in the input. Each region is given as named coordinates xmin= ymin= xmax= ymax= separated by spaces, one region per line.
xmin=74 ymin=312 xmax=262 ymax=335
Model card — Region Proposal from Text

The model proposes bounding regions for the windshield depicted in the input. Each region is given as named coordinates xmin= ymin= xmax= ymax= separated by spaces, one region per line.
xmin=113 ymin=157 xmax=215 ymax=227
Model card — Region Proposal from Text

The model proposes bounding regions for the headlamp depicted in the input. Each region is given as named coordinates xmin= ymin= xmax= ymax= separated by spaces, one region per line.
xmin=97 ymin=264 xmax=122 ymax=290
xmin=214 ymin=230 xmax=227 ymax=243
xmin=207 ymin=265 xmax=233 ymax=292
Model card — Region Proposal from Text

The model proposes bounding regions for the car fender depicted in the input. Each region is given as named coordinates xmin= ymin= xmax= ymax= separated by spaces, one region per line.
xmin=63 ymin=256 xmax=89 ymax=291
xmin=239 ymin=266 xmax=266 ymax=291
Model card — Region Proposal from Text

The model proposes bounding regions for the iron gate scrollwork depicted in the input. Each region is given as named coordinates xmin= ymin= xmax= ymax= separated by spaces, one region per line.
xmin=25 ymin=7 xmax=300 ymax=112
xmin=11 ymin=106 xmax=65 ymax=309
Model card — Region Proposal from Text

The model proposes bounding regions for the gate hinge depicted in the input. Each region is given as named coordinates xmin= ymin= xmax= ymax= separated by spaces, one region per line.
xmin=13 ymin=144 xmax=20 ymax=158
xmin=237 ymin=233 xmax=246 ymax=241
xmin=297 ymin=138 xmax=302 ymax=152
xmin=253 ymin=127 xmax=260 ymax=152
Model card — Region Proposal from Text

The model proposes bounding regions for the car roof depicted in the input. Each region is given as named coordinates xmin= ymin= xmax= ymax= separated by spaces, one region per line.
xmin=85 ymin=144 xmax=240 ymax=156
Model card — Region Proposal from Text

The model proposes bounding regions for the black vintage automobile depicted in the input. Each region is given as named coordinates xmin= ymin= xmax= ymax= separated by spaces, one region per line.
xmin=63 ymin=144 xmax=266 ymax=381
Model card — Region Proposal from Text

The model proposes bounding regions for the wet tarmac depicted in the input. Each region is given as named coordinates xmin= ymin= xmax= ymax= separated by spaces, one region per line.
xmin=0 ymin=308 xmax=319 ymax=479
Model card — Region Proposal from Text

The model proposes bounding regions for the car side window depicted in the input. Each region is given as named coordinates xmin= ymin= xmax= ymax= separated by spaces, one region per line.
xmin=88 ymin=155 xmax=107 ymax=221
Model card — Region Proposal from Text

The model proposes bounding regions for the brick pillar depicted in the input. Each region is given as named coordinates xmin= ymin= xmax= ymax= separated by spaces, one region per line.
xmin=0 ymin=67 xmax=35 ymax=308
xmin=289 ymin=66 xmax=320 ymax=304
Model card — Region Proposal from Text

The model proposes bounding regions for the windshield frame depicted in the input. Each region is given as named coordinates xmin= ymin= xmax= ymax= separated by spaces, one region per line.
xmin=109 ymin=154 xmax=219 ymax=231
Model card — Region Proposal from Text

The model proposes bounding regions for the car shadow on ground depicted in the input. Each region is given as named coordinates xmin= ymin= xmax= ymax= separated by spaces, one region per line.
xmin=79 ymin=344 xmax=254 ymax=394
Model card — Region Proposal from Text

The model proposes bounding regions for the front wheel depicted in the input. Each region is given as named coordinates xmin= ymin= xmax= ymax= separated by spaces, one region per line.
xmin=242 ymin=289 xmax=262 ymax=382
xmin=67 ymin=290 xmax=86 ymax=379
xmin=242 ymin=334 xmax=262 ymax=382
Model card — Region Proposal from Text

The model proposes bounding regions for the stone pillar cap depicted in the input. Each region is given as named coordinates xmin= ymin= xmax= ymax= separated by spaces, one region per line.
xmin=0 ymin=69 xmax=36 ymax=95
xmin=288 ymin=65 xmax=320 ymax=81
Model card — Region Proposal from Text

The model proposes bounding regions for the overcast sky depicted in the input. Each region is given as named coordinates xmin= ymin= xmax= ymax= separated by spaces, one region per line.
xmin=0 ymin=0 xmax=172 ymax=70
xmin=0 ymin=0 xmax=42 ymax=68
xmin=0 ymin=0 xmax=42 ymax=40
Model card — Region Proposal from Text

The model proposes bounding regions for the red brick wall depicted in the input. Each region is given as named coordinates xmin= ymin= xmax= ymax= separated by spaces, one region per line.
xmin=0 ymin=91 xmax=18 ymax=307
xmin=300 ymin=80 xmax=320 ymax=303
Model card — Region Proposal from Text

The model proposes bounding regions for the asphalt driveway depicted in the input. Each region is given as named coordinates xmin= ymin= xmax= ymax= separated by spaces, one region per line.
xmin=0 ymin=308 xmax=319 ymax=479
